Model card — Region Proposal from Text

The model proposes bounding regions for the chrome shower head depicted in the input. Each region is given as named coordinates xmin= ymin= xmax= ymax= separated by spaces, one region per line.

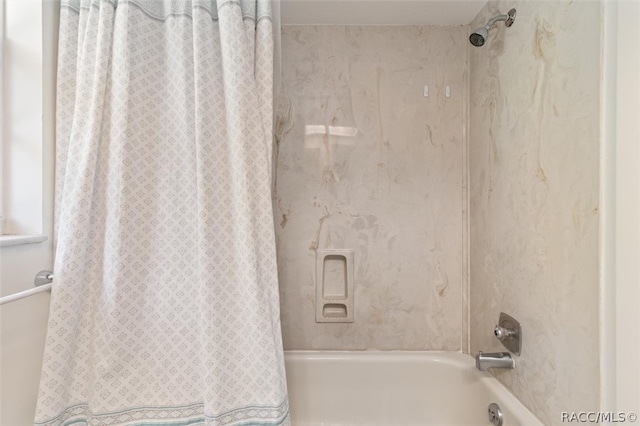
xmin=469 ymin=8 xmax=516 ymax=47
xmin=469 ymin=27 xmax=489 ymax=47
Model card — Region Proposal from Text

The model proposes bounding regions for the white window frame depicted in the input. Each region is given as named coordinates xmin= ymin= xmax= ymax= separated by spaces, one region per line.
xmin=0 ymin=0 xmax=47 ymax=246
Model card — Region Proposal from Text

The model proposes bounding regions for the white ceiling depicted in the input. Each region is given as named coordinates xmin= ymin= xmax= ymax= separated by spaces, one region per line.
xmin=280 ymin=0 xmax=488 ymax=26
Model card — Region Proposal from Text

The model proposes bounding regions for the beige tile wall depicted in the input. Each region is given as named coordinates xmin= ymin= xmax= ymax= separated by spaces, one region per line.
xmin=275 ymin=26 xmax=467 ymax=350
xmin=276 ymin=4 xmax=602 ymax=419
xmin=469 ymin=1 xmax=601 ymax=424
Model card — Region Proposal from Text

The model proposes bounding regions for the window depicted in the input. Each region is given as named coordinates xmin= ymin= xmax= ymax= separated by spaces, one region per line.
xmin=0 ymin=0 xmax=46 ymax=245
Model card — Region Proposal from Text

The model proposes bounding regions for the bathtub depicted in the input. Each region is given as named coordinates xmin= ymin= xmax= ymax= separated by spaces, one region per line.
xmin=284 ymin=351 xmax=542 ymax=426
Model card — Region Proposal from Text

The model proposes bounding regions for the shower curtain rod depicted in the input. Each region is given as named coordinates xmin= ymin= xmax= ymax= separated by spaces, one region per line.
xmin=0 ymin=270 xmax=53 ymax=306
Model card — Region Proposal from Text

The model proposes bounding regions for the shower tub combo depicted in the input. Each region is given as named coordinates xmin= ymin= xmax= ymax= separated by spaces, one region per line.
xmin=284 ymin=351 xmax=542 ymax=426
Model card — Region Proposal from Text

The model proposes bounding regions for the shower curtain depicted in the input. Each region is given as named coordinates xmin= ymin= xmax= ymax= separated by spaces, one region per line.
xmin=35 ymin=0 xmax=289 ymax=424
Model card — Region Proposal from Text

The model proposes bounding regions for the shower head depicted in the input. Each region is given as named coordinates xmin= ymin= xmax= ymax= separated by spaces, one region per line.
xmin=469 ymin=27 xmax=489 ymax=47
xmin=469 ymin=8 xmax=516 ymax=47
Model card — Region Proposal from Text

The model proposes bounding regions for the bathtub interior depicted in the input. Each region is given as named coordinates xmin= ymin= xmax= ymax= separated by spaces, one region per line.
xmin=284 ymin=351 xmax=542 ymax=426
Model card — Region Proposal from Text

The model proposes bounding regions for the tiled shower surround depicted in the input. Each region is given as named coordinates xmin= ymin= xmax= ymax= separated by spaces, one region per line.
xmin=275 ymin=0 xmax=601 ymax=422
xmin=469 ymin=1 xmax=601 ymax=424
xmin=275 ymin=26 xmax=467 ymax=351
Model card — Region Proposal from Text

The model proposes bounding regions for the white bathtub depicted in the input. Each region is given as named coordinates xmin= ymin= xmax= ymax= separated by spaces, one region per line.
xmin=284 ymin=351 xmax=542 ymax=426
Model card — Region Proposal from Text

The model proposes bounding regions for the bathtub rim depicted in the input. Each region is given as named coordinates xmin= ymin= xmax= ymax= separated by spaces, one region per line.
xmin=283 ymin=350 xmax=544 ymax=425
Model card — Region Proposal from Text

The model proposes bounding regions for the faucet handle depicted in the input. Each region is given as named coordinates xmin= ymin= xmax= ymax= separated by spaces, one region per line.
xmin=494 ymin=312 xmax=522 ymax=356
xmin=494 ymin=325 xmax=515 ymax=340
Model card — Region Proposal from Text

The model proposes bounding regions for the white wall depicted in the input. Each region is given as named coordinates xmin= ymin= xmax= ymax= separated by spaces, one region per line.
xmin=612 ymin=0 xmax=640 ymax=415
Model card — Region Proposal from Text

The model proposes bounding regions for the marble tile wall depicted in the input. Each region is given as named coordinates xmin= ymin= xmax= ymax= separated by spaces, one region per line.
xmin=275 ymin=26 xmax=467 ymax=350
xmin=468 ymin=1 xmax=601 ymax=424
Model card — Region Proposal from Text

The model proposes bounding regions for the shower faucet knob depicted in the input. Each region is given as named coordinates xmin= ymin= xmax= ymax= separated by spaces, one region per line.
xmin=494 ymin=325 xmax=514 ymax=340
xmin=493 ymin=312 xmax=522 ymax=356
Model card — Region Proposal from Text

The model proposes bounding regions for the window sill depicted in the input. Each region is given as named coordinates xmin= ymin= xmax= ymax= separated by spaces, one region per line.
xmin=0 ymin=235 xmax=48 ymax=247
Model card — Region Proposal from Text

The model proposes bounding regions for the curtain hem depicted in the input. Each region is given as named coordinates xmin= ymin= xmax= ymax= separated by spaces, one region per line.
xmin=35 ymin=399 xmax=289 ymax=426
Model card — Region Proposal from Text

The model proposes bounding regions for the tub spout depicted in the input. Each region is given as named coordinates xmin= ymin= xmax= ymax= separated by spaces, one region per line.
xmin=475 ymin=351 xmax=515 ymax=371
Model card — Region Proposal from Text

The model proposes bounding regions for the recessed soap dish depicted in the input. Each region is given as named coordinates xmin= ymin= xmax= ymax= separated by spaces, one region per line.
xmin=316 ymin=249 xmax=354 ymax=323
xmin=322 ymin=303 xmax=348 ymax=318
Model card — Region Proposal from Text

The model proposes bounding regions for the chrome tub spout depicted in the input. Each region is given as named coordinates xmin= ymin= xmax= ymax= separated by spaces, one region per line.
xmin=475 ymin=351 xmax=515 ymax=371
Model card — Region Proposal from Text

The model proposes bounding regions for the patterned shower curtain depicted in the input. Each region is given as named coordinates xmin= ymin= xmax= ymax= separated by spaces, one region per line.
xmin=35 ymin=0 xmax=289 ymax=424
